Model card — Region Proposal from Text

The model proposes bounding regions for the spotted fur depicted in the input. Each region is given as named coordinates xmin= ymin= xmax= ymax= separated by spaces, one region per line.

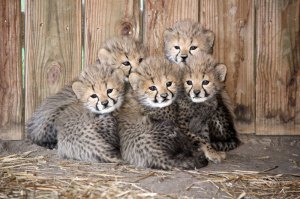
xmin=27 ymin=36 xmax=144 ymax=149
xmin=181 ymin=53 xmax=241 ymax=152
xmin=55 ymin=64 xmax=125 ymax=162
xmin=143 ymin=89 xmax=226 ymax=164
xmin=117 ymin=57 xmax=208 ymax=170
xmin=27 ymin=64 xmax=125 ymax=163
xmin=26 ymin=85 xmax=76 ymax=149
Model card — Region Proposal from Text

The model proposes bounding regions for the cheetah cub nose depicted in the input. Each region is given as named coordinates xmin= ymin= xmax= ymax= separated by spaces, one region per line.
xmin=160 ymin=93 xmax=168 ymax=98
xmin=181 ymin=55 xmax=188 ymax=62
xmin=193 ymin=90 xmax=200 ymax=96
xmin=101 ymin=100 xmax=109 ymax=107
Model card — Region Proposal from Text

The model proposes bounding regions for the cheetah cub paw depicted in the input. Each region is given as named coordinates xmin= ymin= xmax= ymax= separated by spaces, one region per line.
xmin=201 ymin=144 xmax=226 ymax=164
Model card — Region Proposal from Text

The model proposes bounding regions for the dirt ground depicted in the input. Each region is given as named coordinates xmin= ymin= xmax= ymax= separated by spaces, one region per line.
xmin=0 ymin=134 xmax=299 ymax=198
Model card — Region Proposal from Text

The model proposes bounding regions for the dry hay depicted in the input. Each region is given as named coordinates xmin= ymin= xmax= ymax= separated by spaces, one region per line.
xmin=185 ymin=168 xmax=300 ymax=199
xmin=0 ymin=151 xmax=174 ymax=199
xmin=0 ymin=151 xmax=299 ymax=199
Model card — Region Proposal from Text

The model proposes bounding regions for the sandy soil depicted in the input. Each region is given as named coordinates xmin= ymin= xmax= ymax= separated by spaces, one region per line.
xmin=0 ymin=134 xmax=299 ymax=198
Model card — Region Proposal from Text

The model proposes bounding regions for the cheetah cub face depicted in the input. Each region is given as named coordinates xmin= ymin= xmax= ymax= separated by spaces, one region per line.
xmin=183 ymin=53 xmax=227 ymax=103
xmin=129 ymin=57 xmax=180 ymax=108
xmin=98 ymin=36 xmax=146 ymax=78
xmin=164 ymin=19 xmax=215 ymax=67
xmin=72 ymin=64 xmax=125 ymax=114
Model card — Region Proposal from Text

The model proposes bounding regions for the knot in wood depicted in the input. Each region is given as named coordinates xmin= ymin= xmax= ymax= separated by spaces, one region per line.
xmin=46 ymin=62 xmax=62 ymax=85
xmin=120 ymin=21 xmax=133 ymax=36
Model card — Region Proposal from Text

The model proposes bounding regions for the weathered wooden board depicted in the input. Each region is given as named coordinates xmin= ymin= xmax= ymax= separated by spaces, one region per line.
xmin=199 ymin=0 xmax=255 ymax=134
xmin=143 ymin=0 xmax=199 ymax=55
xmin=25 ymin=0 xmax=82 ymax=122
xmin=0 ymin=0 xmax=23 ymax=140
xmin=2 ymin=0 xmax=299 ymax=140
xmin=84 ymin=0 xmax=141 ymax=66
xmin=256 ymin=0 xmax=300 ymax=135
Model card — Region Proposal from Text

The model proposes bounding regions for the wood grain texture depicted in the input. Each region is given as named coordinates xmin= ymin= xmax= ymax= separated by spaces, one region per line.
xmin=256 ymin=0 xmax=300 ymax=135
xmin=200 ymin=0 xmax=255 ymax=134
xmin=143 ymin=0 xmax=199 ymax=55
xmin=25 ymin=0 xmax=82 ymax=122
xmin=0 ymin=0 xmax=23 ymax=140
xmin=84 ymin=0 xmax=141 ymax=66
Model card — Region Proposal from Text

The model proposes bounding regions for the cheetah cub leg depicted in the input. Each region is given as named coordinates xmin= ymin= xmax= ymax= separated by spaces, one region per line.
xmin=200 ymin=143 xmax=226 ymax=164
xmin=187 ymin=132 xmax=226 ymax=163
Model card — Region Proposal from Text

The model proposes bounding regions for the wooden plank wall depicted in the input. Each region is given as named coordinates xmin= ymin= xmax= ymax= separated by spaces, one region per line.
xmin=143 ymin=0 xmax=199 ymax=55
xmin=84 ymin=0 xmax=141 ymax=66
xmin=25 ymin=0 xmax=82 ymax=122
xmin=199 ymin=0 xmax=255 ymax=133
xmin=256 ymin=0 xmax=300 ymax=135
xmin=0 ymin=0 xmax=23 ymax=140
xmin=0 ymin=0 xmax=299 ymax=140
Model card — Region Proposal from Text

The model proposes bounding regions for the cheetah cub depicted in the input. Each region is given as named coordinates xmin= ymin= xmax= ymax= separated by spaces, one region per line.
xmin=56 ymin=64 xmax=125 ymax=162
xmin=180 ymin=53 xmax=241 ymax=154
xmin=97 ymin=36 xmax=146 ymax=77
xmin=117 ymin=57 xmax=208 ymax=170
xmin=26 ymin=36 xmax=145 ymax=149
xmin=164 ymin=19 xmax=215 ymax=68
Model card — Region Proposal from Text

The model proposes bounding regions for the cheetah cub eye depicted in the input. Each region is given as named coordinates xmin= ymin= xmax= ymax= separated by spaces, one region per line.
xmin=72 ymin=65 xmax=125 ymax=114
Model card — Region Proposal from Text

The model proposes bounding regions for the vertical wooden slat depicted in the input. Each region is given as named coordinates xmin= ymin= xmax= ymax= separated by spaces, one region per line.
xmin=256 ymin=0 xmax=300 ymax=135
xmin=143 ymin=0 xmax=199 ymax=55
xmin=200 ymin=0 xmax=255 ymax=134
xmin=0 ymin=0 xmax=23 ymax=140
xmin=25 ymin=0 xmax=82 ymax=122
xmin=84 ymin=0 xmax=141 ymax=66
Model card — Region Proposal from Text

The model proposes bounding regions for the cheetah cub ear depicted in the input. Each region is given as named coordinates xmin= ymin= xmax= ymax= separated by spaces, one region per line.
xmin=72 ymin=81 xmax=86 ymax=99
xmin=113 ymin=68 xmax=126 ymax=82
xmin=97 ymin=48 xmax=110 ymax=61
xmin=163 ymin=28 xmax=175 ymax=40
xmin=128 ymin=72 xmax=143 ymax=90
xmin=215 ymin=64 xmax=227 ymax=82
xmin=203 ymin=29 xmax=215 ymax=48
